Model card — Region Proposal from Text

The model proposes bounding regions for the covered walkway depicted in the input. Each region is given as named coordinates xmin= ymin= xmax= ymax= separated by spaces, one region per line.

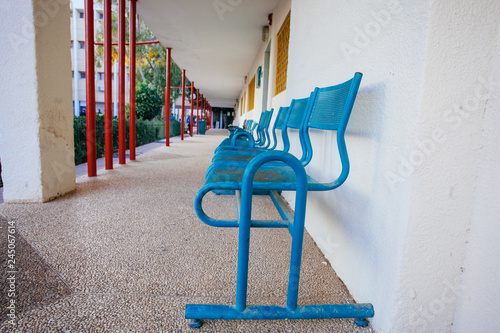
xmin=0 ymin=130 xmax=371 ymax=332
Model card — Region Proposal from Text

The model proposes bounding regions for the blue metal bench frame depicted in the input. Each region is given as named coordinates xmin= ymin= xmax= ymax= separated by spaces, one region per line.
xmin=186 ymin=73 xmax=373 ymax=328
xmin=216 ymin=110 xmax=272 ymax=151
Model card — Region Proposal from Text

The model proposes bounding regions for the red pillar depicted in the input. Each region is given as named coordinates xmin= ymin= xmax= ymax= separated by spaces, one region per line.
xmin=190 ymin=82 xmax=194 ymax=137
xmin=85 ymin=0 xmax=96 ymax=177
xmin=104 ymin=0 xmax=112 ymax=170
xmin=118 ymin=0 xmax=126 ymax=164
xmin=181 ymin=69 xmax=186 ymax=140
xmin=129 ymin=0 xmax=137 ymax=160
xmin=196 ymin=88 xmax=200 ymax=135
xmin=165 ymin=48 xmax=171 ymax=146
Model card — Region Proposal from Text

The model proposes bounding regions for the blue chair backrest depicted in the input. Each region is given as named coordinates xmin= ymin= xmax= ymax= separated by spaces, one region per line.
xmin=281 ymin=95 xmax=312 ymax=159
xmin=261 ymin=109 xmax=274 ymax=148
xmin=302 ymin=72 xmax=363 ymax=168
xmin=269 ymin=106 xmax=290 ymax=150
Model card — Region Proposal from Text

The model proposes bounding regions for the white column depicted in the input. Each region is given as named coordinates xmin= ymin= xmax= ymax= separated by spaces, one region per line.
xmin=0 ymin=0 xmax=75 ymax=202
xmin=72 ymin=3 xmax=80 ymax=116
xmin=113 ymin=62 xmax=119 ymax=117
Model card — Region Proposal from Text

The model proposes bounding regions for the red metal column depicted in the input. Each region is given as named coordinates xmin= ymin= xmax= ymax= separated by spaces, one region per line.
xmin=104 ymin=0 xmax=112 ymax=170
xmin=129 ymin=0 xmax=137 ymax=160
xmin=118 ymin=0 xmax=126 ymax=164
xmin=85 ymin=0 xmax=96 ymax=177
xmin=165 ymin=48 xmax=171 ymax=146
xmin=196 ymin=88 xmax=200 ymax=135
xmin=181 ymin=69 xmax=186 ymax=140
xmin=190 ymin=82 xmax=194 ymax=137
xmin=201 ymin=97 xmax=205 ymax=121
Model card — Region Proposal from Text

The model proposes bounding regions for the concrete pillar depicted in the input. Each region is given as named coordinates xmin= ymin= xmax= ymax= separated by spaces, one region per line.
xmin=0 ymin=0 xmax=75 ymax=202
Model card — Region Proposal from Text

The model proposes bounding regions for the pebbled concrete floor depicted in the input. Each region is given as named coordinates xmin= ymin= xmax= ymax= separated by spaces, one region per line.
xmin=0 ymin=130 xmax=373 ymax=332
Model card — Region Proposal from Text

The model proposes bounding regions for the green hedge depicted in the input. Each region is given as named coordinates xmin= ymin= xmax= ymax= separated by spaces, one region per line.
xmin=74 ymin=116 xmax=181 ymax=165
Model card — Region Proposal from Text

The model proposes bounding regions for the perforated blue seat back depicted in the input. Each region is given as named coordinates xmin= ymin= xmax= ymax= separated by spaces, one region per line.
xmin=274 ymin=107 xmax=290 ymax=130
xmin=287 ymin=97 xmax=309 ymax=129
xmin=308 ymin=73 xmax=362 ymax=131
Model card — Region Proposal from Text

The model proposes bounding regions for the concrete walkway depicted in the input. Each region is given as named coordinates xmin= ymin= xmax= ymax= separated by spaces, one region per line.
xmin=0 ymin=130 xmax=373 ymax=332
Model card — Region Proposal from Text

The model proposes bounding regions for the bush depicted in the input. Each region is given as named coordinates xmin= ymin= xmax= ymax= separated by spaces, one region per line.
xmin=136 ymin=82 xmax=163 ymax=120
xmin=74 ymin=115 xmax=181 ymax=165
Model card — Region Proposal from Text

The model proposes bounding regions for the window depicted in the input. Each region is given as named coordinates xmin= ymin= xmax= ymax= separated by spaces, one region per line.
xmin=79 ymin=41 xmax=85 ymax=49
xmin=248 ymin=75 xmax=255 ymax=111
xmin=79 ymin=11 xmax=84 ymax=19
xmin=80 ymin=71 xmax=85 ymax=79
xmin=275 ymin=12 xmax=290 ymax=95
xmin=98 ymin=12 xmax=104 ymax=20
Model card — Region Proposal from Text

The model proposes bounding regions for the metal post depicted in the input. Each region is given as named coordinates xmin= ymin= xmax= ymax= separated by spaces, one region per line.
xmin=181 ymin=69 xmax=186 ymax=140
xmin=104 ymin=0 xmax=112 ymax=170
xmin=196 ymin=88 xmax=200 ymax=135
xmin=129 ymin=0 xmax=137 ymax=160
xmin=118 ymin=0 xmax=126 ymax=164
xmin=165 ymin=48 xmax=171 ymax=146
xmin=209 ymin=104 xmax=212 ymax=129
xmin=190 ymin=82 xmax=194 ymax=137
xmin=85 ymin=0 xmax=96 ymax=177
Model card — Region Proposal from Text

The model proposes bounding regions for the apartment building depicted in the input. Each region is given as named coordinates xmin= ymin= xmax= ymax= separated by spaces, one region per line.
xmin=70 ymin=0 xmax=128 ymax=116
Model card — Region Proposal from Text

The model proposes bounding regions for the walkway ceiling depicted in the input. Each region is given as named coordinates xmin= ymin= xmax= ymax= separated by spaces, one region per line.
xmin=137 ymin=0 xmax=279 ymax=108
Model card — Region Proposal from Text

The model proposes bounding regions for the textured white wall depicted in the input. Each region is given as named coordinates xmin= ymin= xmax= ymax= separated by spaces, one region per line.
xmin=0 ymin=0 xmax=75 ymax=202
xmin=232 ymin=0 xmax=500 ymax=331
xmin=283 ymin=0 xmax=500 ymax=332
xmin=451 ymin=7 xmax=500 ymax=333
xmin=392 ymin=1 xmax=500 ymax=332
xmin=0 ymin=1 xmax=44 ymax=201
xmin=236 ymin=0 xmax=291 ymax=130
xmin=286 ymin=0 xmax=432 ymax=330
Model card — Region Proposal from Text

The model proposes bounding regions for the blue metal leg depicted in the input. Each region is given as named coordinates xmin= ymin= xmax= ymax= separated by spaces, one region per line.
xmin=286 ymin=183 xmax=307 ymax=310
xmin=186 ymin=303 xmax=374 ymax=320
xmin=188 ymin=319 xmax=203 ymax=328
xmin=354 ymin=318 xmax=369 ymax=326
xmin=235 ymin=176 xmax=253 ymax=312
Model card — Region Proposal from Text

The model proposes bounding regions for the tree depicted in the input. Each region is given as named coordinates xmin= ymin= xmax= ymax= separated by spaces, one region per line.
xmin=94 ymin=0 xmax=186 ymax=117
xmin=136 ymin=82 xmax=162 ymax=120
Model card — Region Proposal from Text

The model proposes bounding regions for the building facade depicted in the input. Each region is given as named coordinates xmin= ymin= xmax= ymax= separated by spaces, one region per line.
xmin=70 ymin=0 xmax=127 ymax=116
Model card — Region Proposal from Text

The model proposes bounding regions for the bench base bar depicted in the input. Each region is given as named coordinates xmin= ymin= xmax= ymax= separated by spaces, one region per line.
xmin=185 ymin=303 xmax=374 ymax=321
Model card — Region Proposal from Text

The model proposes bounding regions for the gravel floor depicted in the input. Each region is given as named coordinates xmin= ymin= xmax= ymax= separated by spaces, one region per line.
xmin=0 ymin=130 xmax=373 ymax=332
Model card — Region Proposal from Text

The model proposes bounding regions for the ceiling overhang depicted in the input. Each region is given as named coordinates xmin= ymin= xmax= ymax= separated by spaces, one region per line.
xmin=137 ymin=0 xmax=279 ymax=108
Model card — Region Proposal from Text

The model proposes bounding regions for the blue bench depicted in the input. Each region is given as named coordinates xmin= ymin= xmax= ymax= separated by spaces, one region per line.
xmin=186 ymin=73 xmax=373 ymax=328
xmin=216 ymin=110 xmax=273 ymax=151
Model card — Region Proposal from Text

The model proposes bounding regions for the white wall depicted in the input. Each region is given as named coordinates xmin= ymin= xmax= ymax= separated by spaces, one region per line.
xmin=231 ymin=0 xmax=500 ymax=331
xmin=286 ymin=1 xmax=431 ymax=329
xmin=283 ymin=0 xmax=500 ymax=332
xmin=0 ymin=0 xmax=76 ymax=202
xmin=450 ymin=9 xmax=500 ymax=333
xmin=236 ymin=0 xmax=291 ymax=130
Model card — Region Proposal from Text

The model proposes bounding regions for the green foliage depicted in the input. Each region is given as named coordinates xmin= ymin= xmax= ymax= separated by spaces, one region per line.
xmin=94 ymin=0 xmax=186 ymax=119
xmin=136 ymin=82 xmax=162 ymax=120
xmin=73 ymin=115 xmax=181 ymax=165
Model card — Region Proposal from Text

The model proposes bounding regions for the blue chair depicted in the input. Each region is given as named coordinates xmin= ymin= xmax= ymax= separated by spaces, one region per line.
xmin=186 ymin=73 xmax=373 ymax=328
xmin=209 ymin=98 xmax=309 ymax=171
